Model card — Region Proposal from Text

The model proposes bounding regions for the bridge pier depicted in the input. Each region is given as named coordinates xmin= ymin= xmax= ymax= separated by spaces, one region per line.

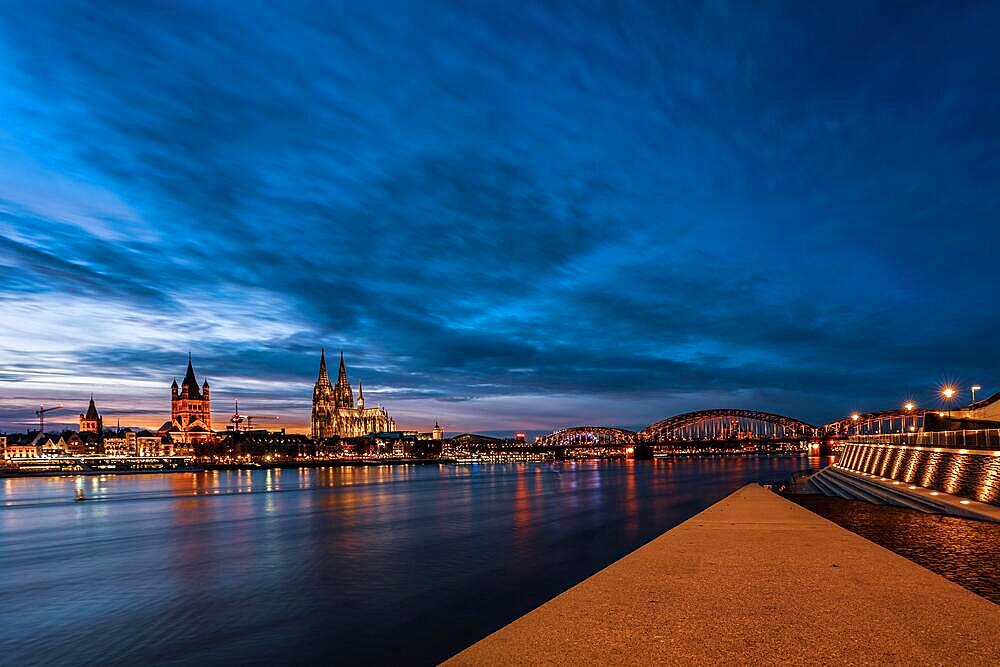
xmin=633 ymin=444 xmax=654 ymax=460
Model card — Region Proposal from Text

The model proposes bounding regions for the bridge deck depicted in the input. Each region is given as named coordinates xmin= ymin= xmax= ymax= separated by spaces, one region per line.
xmin=447 ymin=484 xmax=1000 ymax=665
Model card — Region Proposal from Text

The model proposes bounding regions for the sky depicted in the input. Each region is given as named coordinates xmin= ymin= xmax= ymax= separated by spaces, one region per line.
xmin=2 ymin=1 xmax=1000 ymax=434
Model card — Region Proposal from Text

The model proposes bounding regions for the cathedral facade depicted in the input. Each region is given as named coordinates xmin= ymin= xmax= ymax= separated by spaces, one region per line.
xmin=311 ymin=350 xmax=396 ymax=439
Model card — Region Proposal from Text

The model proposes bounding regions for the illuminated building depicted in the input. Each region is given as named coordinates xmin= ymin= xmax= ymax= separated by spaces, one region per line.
xmin=79 ymin=396 xmax=103 ymax=434
xmin=310 ymin=349 xmax=396 ymax=439
xmin=158 ymin=354 xmax=213 ymax=444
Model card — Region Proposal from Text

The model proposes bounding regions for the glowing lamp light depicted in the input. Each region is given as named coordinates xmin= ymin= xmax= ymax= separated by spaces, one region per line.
xmin=904 ymin=402 xmax=915 ymax=412
xmin=850 ymin=413 xmax=861 ymax=422
xmin=959 ymin=500 xmax=971 ymax=505
xmin=941 ymin=386 xmax=956 ymax=400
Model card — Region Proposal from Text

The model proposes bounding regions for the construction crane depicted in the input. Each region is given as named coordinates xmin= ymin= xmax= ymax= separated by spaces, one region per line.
xmin=35 ymin=403 xmax=64 ymax=433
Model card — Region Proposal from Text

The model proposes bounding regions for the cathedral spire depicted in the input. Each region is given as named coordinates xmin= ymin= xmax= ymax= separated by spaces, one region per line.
xmin=316 ymin=348 xmax=331 ymax=387
xmin=338 ymin=350 xmax=348 ymax=382
xmin=334 ymin=350 xmax=354 ymax=408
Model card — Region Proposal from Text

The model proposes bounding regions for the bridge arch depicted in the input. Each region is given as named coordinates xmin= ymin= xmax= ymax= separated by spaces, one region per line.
xmin=823 ymin=408 xmax=928 ymax=436
xmin=537 ymin=426 xmax=637 ymax=447
xmin=638 ymin=409 xmax=817 ymax=442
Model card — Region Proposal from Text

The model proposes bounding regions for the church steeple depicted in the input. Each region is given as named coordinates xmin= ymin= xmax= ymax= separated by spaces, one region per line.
xmin=182 ymin=352 xmax=203 ymax=400
xmin=316 ymin=348 xmax=331 ymax=387
xmin=337 ymin=351 xmax=348 ymax=384
xmin=357 ymin=382 xmax=365 ymax=410
xmin=170 ymin=353 xmax=212 ymax=436
xmin=311 ymin=348 xmax=336 ymax=440
xmin=334 ymin=350 xmax=354 ymax=408
xmin=80 ymin=395 xmax=103 ymax=434
xmin=85 ymin=395 xmax=99 ymax=420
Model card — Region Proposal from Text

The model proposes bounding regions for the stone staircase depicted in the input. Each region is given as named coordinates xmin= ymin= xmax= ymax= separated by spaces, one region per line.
xmin=806 ymin=465 xmax=990 ymax=517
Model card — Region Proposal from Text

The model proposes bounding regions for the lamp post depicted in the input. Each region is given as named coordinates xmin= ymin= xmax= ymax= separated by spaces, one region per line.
xmin=971 ymin=385 xmax=981 ymax=404
xmin=941 ymin=387 xmax=957 ymax=418
xmin=851 ymin=412 xmax=860 ymax=435
xmin=903 ymin=402 xmax=915 ymax=433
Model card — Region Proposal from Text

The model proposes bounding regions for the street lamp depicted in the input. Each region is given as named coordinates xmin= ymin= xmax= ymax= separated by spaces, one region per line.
xmin=940 ymin=386 xmax=957 ymax=418
xmin=903 ymin=402 xmax=915 ymax=434
xmin=971 ymin=385 xmax=982 ymax=403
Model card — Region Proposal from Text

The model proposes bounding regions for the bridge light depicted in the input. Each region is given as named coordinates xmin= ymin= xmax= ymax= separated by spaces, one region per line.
xmin=850 ymin=413 xmax=860 ymax=422
xmin=903 ymin=402 xmax=915 ymax=412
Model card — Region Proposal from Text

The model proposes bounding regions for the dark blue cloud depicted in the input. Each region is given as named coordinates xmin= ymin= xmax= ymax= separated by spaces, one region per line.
xmin=2 ymin=1 xmax=1000 ymax=432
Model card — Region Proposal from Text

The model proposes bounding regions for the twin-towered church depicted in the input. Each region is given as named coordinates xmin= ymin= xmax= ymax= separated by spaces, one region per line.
xmin=310 ymin=349 xmax=397 ymax=439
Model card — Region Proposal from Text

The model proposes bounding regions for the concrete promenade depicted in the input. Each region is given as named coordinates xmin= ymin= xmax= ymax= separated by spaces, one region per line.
xmin=447 ymin=484 xmax=1000 ymax=665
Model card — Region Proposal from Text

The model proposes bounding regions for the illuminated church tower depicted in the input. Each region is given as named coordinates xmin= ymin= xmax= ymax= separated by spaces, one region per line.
xmin=79 ymin=396 xmax=103 ymax=434
xmin=334 ymin=351 xmax=354 ymax=408
xmin=170 ymin=354 xmax=212 ymax=432
xmin=311 ymin=349 xmax=336 ymax=439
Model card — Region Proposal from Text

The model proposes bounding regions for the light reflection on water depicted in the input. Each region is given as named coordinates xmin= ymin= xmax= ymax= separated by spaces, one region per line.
xmin=0 ymin=457 xmax=819 ymax=665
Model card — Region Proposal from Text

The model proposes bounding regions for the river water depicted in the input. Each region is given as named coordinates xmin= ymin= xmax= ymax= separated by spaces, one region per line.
xmin=0 ymin=457 xmax=820 ymax=665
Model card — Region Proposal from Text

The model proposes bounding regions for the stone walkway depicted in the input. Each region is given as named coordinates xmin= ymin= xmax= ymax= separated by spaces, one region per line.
xmin=447 ymin=484 xmax=1000 ymax=665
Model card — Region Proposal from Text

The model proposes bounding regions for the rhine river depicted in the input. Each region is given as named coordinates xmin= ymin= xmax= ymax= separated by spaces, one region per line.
xmin=0 ymin=457 xmax=820 ymax=665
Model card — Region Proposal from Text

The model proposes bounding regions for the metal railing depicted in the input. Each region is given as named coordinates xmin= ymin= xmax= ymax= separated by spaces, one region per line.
xmin=849 ymin=429 xmax=1000 ymax=451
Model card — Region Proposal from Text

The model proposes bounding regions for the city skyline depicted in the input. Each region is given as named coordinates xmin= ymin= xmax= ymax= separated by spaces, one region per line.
xmin=0 ymin=347 xmax=986 ymax=435
xmin=4 ymin=3 xmax=1000 ymax=432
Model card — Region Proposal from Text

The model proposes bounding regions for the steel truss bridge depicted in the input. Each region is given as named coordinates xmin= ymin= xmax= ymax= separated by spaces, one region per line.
xmin=536 ymin=426 xmax=637 ymax=447
xmin=537 ymin=406 xmax=938 ymax=449
xmin=639 ymin=409 xmax=817 ymax=442
xmin=540 ymin=410 xmax=819 ymax=448
xmin=823 ymin=408 xmax=928 ymax=436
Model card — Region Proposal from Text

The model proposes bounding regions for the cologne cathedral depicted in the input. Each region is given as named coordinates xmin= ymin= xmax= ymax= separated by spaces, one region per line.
xmin=311 ymin=350 xmax=396 ymax=439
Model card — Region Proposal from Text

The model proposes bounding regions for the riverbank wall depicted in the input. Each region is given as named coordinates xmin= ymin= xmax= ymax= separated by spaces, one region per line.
xmin=839 ymin=438 xmax=1000 ymax=505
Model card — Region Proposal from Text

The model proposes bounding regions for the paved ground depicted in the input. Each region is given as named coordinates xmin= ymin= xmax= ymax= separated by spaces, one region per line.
xmin=788 ymin=493 xmax=1000 ymax=604
xmin=447 ymin=484 xmax=1000 ymax=665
